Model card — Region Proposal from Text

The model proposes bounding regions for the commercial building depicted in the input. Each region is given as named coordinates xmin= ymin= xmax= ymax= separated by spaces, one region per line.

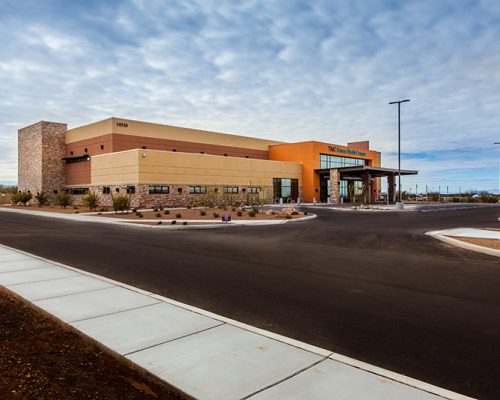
xmin=18 ymin=118 xmax=417 ymax=207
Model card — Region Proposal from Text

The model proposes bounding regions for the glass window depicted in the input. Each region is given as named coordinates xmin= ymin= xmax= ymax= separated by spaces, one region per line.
xmin=189 ymin=186 xmax=206 ymax=194
xmin=102 ymin=186 xmax=110 ymax=194
xmin=273 ymin=178 xmax=298 ymax=201
xmin=149 ymin=185 xmax=170 ymax=194
xmin=126 ymin=186 xmax=136 ymax=194
xmin=223 ymin=186 xmax=239 ymax=194
xmin=319 ymin=154 xmax=366 ymax=169
xmin=248 ymin=187 xmax=261 ymax=194
xmin=69 ymin=187 xmax=89 ymax=195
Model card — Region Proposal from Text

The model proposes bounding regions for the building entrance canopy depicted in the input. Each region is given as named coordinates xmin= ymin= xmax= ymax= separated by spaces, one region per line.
xmin=315 ymin=165 xmax=418 ymax=204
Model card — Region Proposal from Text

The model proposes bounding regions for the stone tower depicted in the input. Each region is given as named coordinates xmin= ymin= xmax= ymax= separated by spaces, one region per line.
xmin=18 ymin=121 xmax=67 ymax=197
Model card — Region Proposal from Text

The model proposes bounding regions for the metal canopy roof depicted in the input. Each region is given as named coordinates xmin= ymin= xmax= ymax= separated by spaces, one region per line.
xmin=315 ymin=165 xmax=418 ymax=178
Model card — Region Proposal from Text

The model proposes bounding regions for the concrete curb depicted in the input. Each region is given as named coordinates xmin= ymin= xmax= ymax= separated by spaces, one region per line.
xmin=0 ymin=243 xmax=476 ymax=400
xmin=426 ymin=230 xmax=500 ymax=258
xmin=0 ymin=207 xmax=316 ymax=230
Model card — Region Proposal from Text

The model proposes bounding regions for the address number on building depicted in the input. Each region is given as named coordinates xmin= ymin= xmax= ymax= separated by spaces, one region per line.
xmin=116 ymin=122 xmax=128 ymax=127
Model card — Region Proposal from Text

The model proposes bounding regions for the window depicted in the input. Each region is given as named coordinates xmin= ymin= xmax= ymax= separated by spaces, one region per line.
xmin=84 ymin=148 xmax=88 ymax=153
xmin=189 ymin=186 xmax=206 ymax=194
xmin=273 ymin=178 xmax=298 ymax=201
xmin=149 ymin=185 xmax=170 ymax=194
xmin=100 ymin=144 xmax=104 ymax=150
xmin=177 ymin=187 xmax=182 ymax=194
xmin=248 ymin=187 xmax=261 ymax=194
xmin=69 ymin=187 xmax=89 ymax=195
xmin=53 ymin=189 xmax=58 ymax=194
xmin=115 ymin=187 xmax=120 ymax=193
xmin=319 ymin=154 xmax=365 ymax=169
xmin=102 ymin=186 xmax=110 ymax=194
xmin=142 ymin=146 xmax=147 ymax=149
xmin=126 ymin=185 xmax=136 ymax=194
xmin=223 ymin=186 xmax=239 ymax=194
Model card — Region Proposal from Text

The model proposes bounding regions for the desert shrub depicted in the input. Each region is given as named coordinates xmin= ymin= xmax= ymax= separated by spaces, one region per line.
xmin=479 ymin=194 xmax=498 ymax=203
xmin=73 ymin=205 xmax=79 ymax=210
xmin=157 ymin=221 xmax=162 ymax=225
xmin=183 ymin=221 xmax=187 ymax=225
xmin=159 ymin=206 xmax=164 ymax=210
xmin=237 ymin=210 xmax=243 ymax=217
xmin=187 ymin=204 xmax=192 ymax=209
xmin=34 ymin=190 xmax=48 ymax=207
xmin=12 ymin=191 xmax=32 ymax=205
xmin=74 ymin=211 xmax=79 ymax=214
xmin=136 ymin=212 xmax=143 ymax=218
xmin=291 ymin=211 xmax=299 ymax=215
xmin=132 ymin=208 xmax=138 ymax=212
xmin=112 ymin=194 xmax=130 ymax=213
xmin=247 ymin=210 xmax=256 ymax=217
xmin=232 ymin=207 xmax=236 ymax=212
xmin=99 ymin=208 xmax=106 ymax=212
xmin=83 ymin=191 xmax=100 ymax=211
xmin=285 ymin=214 xmax=292 ymax=219
xmin=213 ymin=212 xmax=219 ymax=218
xmin=11 ymin=192 xmax=22 ymax=205
xmin=153 ymin=207 xmax=159 ymax=212
xmin=200 ymin=210 xmax=206 ymax=216
xmin=171 ymin=220 xmax=177 ymax=225
xmin=175 ymin=213 xmax=182 ymax=218
xmin=156 ymin=212 xmax=162 ymax=218
xmin=304 ymin=211 xmax=308 ymax=215
xmin=164 ymin=210 xmax=170 ymax=215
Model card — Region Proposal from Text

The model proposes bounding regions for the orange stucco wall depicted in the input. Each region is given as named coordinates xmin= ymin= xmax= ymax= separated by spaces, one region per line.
xmin=269 ymin=141 xmax=381 ymax=202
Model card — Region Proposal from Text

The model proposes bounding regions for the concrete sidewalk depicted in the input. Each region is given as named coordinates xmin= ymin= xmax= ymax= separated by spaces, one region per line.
xmin=426 ymin=228 xmax=500 ymax=258
xmin=0 ymin=244 xmax=474 ymax=400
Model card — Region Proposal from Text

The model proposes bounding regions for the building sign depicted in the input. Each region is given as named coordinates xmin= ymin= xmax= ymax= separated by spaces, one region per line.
xmin=222 ymin=215 xmax=231 ymax=222
xmin=328 ymin=145 xmax=366 ymax=157
xmin=116 ymin=122 xmax=128 ymax=127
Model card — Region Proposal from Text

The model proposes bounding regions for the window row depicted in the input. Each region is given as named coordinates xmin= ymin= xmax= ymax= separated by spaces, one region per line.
xmin=319 ymin=154 xmax=366 ymax=169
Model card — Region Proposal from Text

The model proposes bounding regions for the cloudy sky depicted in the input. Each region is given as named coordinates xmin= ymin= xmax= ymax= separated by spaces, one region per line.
xmin=1 ymin=0 xmax=499 ymax=192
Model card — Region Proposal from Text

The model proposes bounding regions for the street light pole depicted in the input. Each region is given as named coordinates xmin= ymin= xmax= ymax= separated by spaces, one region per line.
xmin=495 ymin=143 xmax=500 ymax=194
xmin=389 ymin=99 xmax=410 ymax=205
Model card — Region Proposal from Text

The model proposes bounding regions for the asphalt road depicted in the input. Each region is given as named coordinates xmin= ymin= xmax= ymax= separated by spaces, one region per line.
xmin=1 ymin=206 xmax=499 ymax=399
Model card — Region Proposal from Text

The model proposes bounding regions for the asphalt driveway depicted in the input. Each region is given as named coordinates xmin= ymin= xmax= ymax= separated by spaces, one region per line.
xmin=0 ymin=206 xmax=498 ymax=399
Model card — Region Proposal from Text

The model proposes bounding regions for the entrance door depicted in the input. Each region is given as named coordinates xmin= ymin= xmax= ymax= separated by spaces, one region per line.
xmin=319 ymin=176 xmax=329 ymax=202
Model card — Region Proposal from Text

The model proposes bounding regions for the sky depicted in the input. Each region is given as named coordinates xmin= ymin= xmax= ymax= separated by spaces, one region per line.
xmin=1 ymin=0 xmax=499 ymax=193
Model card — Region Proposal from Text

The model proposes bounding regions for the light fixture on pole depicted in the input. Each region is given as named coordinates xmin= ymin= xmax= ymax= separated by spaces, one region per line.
xmin=389 ymin=99 xmax=410 ymax=207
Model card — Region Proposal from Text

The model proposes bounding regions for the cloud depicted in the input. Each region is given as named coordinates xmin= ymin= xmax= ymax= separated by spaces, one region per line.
xmin=0 ymin=0 xmax=499 ymax=191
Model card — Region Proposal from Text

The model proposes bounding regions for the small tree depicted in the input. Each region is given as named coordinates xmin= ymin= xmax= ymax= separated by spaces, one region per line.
xmin=57 ymin=191 xmax=72 ymax=208
xmin=83 ymin=191 xmax=100 ymax=211
xmin=112 ymin=194 xmax=131 ymax=214
xmin=34 ymin=190 xmax=48 ymax=207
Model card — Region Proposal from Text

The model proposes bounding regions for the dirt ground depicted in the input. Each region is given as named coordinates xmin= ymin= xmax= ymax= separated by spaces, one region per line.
xmin=0 ymin=287 xmax=185 ymax=400
xmin=98 ymin=208 xmax=305 ymax=220
xmin=451 ymin=236 xmax=500 ymax=250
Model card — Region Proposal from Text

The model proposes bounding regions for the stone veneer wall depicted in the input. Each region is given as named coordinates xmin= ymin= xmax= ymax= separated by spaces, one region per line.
xmin=69 ymin=184 xmax=281 ymax=209
xmin=18 ymin=121 xmax=67 ymax=202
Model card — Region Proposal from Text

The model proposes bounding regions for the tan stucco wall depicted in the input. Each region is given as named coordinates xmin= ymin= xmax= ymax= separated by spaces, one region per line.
xmin=90 ymin=149 xmax=302 ymax=186
xmin=90 ymin=149 xmax=140 ymax=185
xmin=67 ymin=117 xmax=283 ymax=151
